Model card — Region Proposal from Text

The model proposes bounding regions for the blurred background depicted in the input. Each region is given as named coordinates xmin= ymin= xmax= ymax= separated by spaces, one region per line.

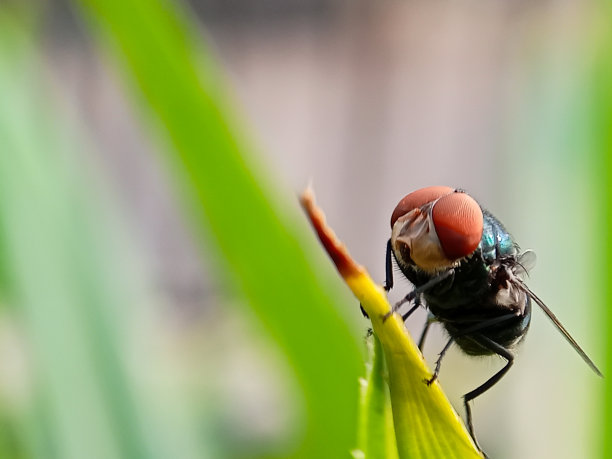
xmin=0 ymin=0 xmax=610 ymax=458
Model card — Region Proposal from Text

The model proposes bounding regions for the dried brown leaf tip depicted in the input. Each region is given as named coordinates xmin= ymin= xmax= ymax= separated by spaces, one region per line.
xmin=300 ymin=186 xmax=362 ymax=278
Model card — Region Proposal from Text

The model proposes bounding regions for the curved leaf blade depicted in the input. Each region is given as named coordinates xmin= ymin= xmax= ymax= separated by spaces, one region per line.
xmin=301 ymin=188 xmax=482 ymax=459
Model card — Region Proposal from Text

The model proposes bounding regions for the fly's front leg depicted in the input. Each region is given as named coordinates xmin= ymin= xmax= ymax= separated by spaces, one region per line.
xmin=401 ymin=294 xmax=422 ymax=322
xmin=361 ymin=239 xmax=395 ymax=319
xmin=383 ymin=268 xmax=454 ymax=322
xmin=384 ymin=239 xmax=393 ymax=291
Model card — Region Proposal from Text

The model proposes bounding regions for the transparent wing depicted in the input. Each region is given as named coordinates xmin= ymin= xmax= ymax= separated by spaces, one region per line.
xmin=514 ymin=249 xmax=537 ymax=278
xmin=515 ymin=278 xmax=602 ymax=377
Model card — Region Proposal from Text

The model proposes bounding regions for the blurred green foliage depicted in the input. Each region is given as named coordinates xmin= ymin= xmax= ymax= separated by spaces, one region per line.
xmin=73 ymin=0 xmax=366 ymax=456
xmin=0 ymin=0 xmax=611 ymax=458
xmin=0 ymin=15 xmax=152 ymax=459
xmin=0 ymin=1 xmax=367 ymax=458
xmin=593 ymin=4 xmax=612 ymax=458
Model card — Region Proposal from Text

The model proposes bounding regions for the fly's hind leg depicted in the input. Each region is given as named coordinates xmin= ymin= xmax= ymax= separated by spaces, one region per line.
xmin=423 ymin=312 xmax=518 ymax=388
xmin=463 ymin=334 xmax=514 ymax=455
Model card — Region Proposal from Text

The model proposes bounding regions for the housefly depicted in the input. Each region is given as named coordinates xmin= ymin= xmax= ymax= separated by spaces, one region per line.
xmin=384 ymin=186 xmax=601 ymax=452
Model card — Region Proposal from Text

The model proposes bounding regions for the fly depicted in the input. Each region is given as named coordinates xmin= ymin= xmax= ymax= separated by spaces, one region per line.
xmin=384 ymin=186 xmax=602 ymax=454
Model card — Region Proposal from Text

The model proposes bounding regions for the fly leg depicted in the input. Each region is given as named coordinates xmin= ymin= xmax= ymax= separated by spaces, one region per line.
xmin=360 ymin=239 xmax=395 ymax=318
xmin=384 ymin=239 xmax=393 ymax=291
xmin=362 ymin=300 xmax=418 ymax=338
xmin=463 ymin=335 xmax=514 ymax=456
xmin=421 ymin=313 xmax=519 ymax=456
xmin=401 ymin=295 xmax=422 ymax=322
xmin=383 ymin=269 xmax=454 ymax=322
xmin=422 ymin=312 xmax=519 ymax=401
xmin=425 ymin=337 xmax=453 ymax=385
xmin=418 ymin=312 xmax=435 ymax=351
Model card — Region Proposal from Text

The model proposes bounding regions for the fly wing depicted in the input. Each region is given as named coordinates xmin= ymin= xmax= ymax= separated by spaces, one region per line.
xmin=516 ymin=279 xmax=602 ymax=377
xmin=514 ymin=250 xmax=537 ymax=278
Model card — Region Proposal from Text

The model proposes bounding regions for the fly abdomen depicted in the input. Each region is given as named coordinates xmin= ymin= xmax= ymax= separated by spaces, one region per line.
xmin=444 ymin=302 xmax=532 ymax=356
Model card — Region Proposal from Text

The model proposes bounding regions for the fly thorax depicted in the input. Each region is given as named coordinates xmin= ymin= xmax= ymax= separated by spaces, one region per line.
xmin=391 ymin=207 xmax=455 ymax=272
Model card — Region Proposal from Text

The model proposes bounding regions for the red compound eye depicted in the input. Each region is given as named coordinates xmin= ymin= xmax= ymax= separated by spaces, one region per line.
xmin=390 ymin=186 xmax=454 ymax=228
xmin=432 ymin=192 xmax=483 ymax=260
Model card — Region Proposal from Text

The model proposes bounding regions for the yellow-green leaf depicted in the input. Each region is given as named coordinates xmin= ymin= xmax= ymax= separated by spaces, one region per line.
xmin=301 ymin=187 xmax=482 ymax=459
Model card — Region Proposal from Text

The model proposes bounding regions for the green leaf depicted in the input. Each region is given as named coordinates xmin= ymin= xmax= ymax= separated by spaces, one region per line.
xmin=354 ymin=334 xmax=398 ymax=459
xmin=0 ymin=18 xmax=152 ymax=459
xmin=590 ymin=5 xmax=612 ymax=458
xmin=301 ymin=189 xmax=483 ymax=459
xmin=70 ymin=1 xmax=364 ymax=457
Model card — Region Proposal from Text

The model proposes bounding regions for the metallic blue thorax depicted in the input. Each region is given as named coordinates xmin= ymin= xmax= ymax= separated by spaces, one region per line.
xmin=479 ymin=210 xmax=518 ymax=264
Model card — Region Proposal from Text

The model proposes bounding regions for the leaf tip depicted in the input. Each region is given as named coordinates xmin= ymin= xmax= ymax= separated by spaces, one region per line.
xmin=300 ymin=187 xmax=361 ymax=278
